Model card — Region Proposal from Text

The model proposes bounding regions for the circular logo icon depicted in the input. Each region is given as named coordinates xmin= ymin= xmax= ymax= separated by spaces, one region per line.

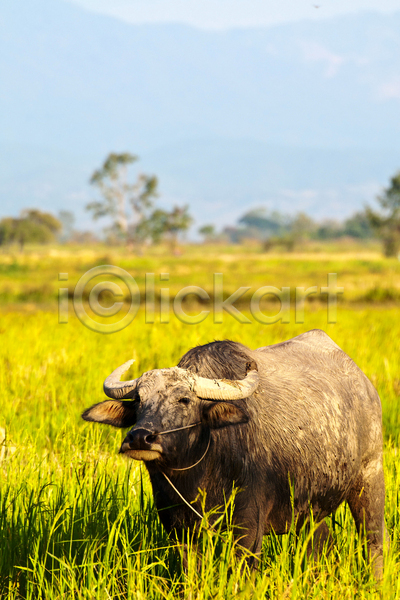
xmin=74 ymin=265 xmax=140 ymax=333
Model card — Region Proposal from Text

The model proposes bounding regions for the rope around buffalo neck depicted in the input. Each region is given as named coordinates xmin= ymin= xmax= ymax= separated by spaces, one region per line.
xmin=157 ymin=421 xmax=210 ymax=471
xmin=158 ymin=422 xmax=210 ymax=520
xmin=161 ymin=471 xmax=205 ymax=521
xmin=169 ymin=430 xmax=211 ymax=471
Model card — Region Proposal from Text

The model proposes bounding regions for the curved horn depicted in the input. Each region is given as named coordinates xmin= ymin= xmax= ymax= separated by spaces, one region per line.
xmin=103 ymin=360 xmax=138 ymax=399
xmin=191 ymin=369 xmax=259 ymax=400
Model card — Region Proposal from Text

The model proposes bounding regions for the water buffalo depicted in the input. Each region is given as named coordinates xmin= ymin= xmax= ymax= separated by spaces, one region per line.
xmin=82 ymin=330 xmax=386 ymax=576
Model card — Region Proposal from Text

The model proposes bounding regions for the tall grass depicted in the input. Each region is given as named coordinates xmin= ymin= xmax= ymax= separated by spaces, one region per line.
xmin=1 ymin=436 xmax=399 ymax=598
xmin=1 ymin=299 xmax=399 ymax=597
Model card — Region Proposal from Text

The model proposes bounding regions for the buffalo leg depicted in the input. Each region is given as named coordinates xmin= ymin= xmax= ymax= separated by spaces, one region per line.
xmin=306 ymin=520 xmax=332 ymax=559
xmin=346 ymin=458 xmax=387 ymax=580
xmin=233 ymin=503 xmax=267 ymax=569
xmin=236 ymin=522 xmax=264 ymax=566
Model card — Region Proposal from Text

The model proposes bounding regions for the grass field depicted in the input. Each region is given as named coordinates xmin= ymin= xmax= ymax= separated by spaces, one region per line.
xmin=0 ymin=244 xmax=399 ymax=598
xmin=1 ymin=242 xmax=400 ymax=306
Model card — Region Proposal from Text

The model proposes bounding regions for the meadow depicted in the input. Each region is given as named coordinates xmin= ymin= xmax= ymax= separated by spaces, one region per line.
xmin=0 ymin=243 xmax=399 ymax=598
xmin=1 ymin=241 xmax=400 ymax=306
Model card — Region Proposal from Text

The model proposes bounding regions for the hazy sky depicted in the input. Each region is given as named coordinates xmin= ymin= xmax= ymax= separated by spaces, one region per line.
xmin=69 ymin=0 xmax=400 ymax=29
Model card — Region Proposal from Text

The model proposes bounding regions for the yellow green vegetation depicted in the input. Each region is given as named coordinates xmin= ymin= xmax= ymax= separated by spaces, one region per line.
xmin=0 ymin=243 xmax=400 ymax=306
xmin=0 ymin=246 xmax=399 ymax=598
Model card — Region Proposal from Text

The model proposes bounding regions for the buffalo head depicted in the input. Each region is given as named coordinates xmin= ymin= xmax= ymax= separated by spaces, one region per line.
xmin=82 ymin=360 xmax=258 ymax=466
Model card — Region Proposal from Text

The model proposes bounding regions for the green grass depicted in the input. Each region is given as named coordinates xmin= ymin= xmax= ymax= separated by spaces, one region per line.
xmin=1 ymin=242 xmax=400 ymax=306
xmin=1 ymin=245 xmax=400 ymax=598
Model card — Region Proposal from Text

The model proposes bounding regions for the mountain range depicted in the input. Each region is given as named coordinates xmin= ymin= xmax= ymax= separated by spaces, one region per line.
xmin=1 ymin=0 xmax=399 ymax=228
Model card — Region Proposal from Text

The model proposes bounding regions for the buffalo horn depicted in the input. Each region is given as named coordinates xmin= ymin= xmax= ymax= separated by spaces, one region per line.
xmin=103 ymin=360 xmax=138 ymax=399
xmin=190 ymin=369 xmax=259 ymax=400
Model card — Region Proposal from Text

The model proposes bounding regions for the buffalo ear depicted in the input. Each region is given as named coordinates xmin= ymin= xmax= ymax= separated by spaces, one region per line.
xmin=82 ymin=400 xmax=137 ymax=428
xmin=202 ymin=402 xmax=248 ymax=429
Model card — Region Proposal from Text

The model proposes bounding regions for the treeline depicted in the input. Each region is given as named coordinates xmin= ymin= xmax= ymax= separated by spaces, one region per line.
xmin=0 ymin=207 xmax=373 ymax=252
xmin=0 ymin=208 xmax=97 ymax=251
xmin=200 ymin=171 xmax=400 ymax=257
xmin=0 ymin=153 xmax=193 ymax=252
xmin=219 ymin=209 xmax=372 ymax=248
xmin=0 ymin=209 xmax=62 ymax=251
xmin=1 ymin=152 xmax=399 ymax=257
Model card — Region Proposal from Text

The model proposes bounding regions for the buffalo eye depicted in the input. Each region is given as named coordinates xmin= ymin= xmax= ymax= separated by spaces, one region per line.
xmin=179 ymin=397 xmax=191 ymax=405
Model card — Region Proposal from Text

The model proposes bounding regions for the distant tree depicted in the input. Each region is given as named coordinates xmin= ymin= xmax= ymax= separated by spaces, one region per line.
xmin=198 ymin=224 xmax=216 ymax=243
xmin=0 ymin=218 xmax=15 ymax=247
xmin=134 ymin=208 xmax=166 ymax=245
xmin=315 ymin=219 xmax=343 ymax=240
xmin=343 ymin=211 xmax=373 ymax=239
xmin=222 ymin=226 xmax=241 ymax=244
xmin=366 ymin=171 xmax=400 ymax=256
xmin=0 ymin=209 xmax=61 ymax=251
xmin=238 ymin=208 xmax=289 ymax=238
xmin=86 ymin=152 xmax=158 ymax=245
xmin=264 ymin=213 xmax=317 ymax=252
xmin=290 ymin=212 xmax=316 ymax=241
xmin=139 ymin=205 xmax=193 ymax=251
xmin=58 ymin=210 xmax=75 ymax=243
xmin=22 ymin=209 xmax=61 ymax=236
xmin=234 ymin=209 xmax=315 ymax=250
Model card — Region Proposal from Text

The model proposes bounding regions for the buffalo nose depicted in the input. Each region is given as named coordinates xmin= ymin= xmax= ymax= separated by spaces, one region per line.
xmin=125 ymin=428 xmax=158 ymax=451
